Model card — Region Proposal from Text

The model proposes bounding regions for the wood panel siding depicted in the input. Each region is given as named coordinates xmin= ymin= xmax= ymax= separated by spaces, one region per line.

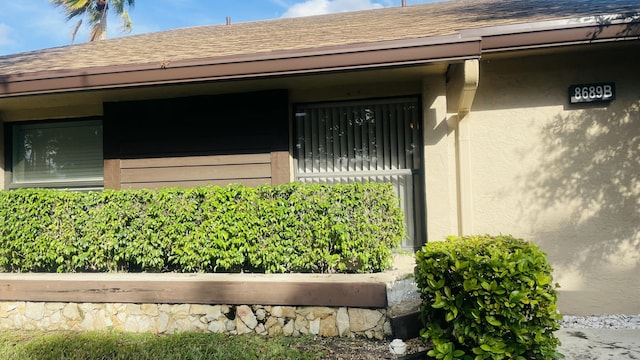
xmin=123 ymin=178 xmax=270 ymax=190
xmin=0 ymin=275 xmax=387 ymax=308
xmin=120 ymin=154 xmax=272 ymax=189
xmin=103 ymin=90 xmax=290 ymax=189
xmin=121 ymin=164 xmax=270 ymax=183
xmin=120 ymin=154 xmax=270 ymax=168
xmin=271 ymin=151 xmax=291 ymax=185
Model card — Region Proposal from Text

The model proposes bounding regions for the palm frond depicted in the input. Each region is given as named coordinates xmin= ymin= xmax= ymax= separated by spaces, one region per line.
xmin=50 ymin=0 xmax=135 ymax=42
xmin=64 ymin=7 xmax=88 ymax=21
xmin=51 ymin=0 xmax=91 ymax=12
xmin=119 ymin=10 xmax=133 ymax=33
xmin=67 ymin=0 xmax=91 ymax=12
xmin=50 ymin=0 xmax=92 ymax=20
xmin=89 ymin=23 xmax=102 ymax=42
xmin=112 ymin=0 xmax=125 ymax=14
xmin=71 ymin=19 xmax=83 ymax=44
xmin=87 ymin=4 xmax=108 ymax=41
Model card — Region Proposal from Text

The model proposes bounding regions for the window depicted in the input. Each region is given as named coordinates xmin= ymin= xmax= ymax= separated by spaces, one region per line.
xmin=9 ymin=119 xmax=103 ymax=189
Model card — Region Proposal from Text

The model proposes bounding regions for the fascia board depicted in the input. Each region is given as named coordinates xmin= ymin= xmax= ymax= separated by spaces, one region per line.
xmin=0 ymin=35 xmax=481 ymax=98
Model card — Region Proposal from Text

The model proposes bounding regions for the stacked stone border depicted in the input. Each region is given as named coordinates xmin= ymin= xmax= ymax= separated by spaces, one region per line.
xmin=0 ymin=302 xmax=391 ymax=339
xmin=0 ymin=256 xmax=420 ymax=338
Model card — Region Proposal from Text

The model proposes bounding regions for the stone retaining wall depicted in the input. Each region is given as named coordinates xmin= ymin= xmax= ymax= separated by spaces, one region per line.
xmin=0 ymin=302 xmax=392 ymax=339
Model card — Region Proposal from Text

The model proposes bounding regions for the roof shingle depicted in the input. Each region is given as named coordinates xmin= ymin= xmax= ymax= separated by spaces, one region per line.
xmin=1 ymin=0 xmax=639 ymax=76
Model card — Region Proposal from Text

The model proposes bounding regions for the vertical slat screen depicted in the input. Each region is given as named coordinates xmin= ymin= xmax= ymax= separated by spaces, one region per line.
xmin=294 ymin=98 xmax=423 ymax=249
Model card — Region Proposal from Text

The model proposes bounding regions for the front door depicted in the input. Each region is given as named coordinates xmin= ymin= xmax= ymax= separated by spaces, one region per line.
xmin=293 ymin=97 xmax=424 ymax=250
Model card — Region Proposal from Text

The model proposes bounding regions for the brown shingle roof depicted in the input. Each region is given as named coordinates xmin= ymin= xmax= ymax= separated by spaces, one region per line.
xmin=1 ymin=0 xmax=639 ymax=76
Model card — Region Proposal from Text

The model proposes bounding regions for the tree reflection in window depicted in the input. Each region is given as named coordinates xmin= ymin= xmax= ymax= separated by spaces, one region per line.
xmin=12 ymin=120 xmax=103 ymax=185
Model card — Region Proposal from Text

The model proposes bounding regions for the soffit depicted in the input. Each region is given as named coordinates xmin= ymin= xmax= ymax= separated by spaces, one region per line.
xmin=0 ymin=63 xmax=444 ymax=118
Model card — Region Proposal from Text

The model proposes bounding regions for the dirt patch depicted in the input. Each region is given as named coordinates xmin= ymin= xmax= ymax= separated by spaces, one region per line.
xmin=295 ymin=336 xmax=430 ymax=359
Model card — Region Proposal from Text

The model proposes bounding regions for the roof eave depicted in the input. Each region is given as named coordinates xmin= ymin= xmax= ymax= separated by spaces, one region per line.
xmin=0 ymin=35 xmax=481 ymax=99
xmin=478 ymin=17 xmax=640 ymax=52
xmin=0 ymin=18 xmax=638 ymax=99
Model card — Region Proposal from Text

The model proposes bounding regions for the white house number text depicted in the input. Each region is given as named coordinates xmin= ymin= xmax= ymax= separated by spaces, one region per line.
xmin=569 ymin=83 xmax=615 ymax=104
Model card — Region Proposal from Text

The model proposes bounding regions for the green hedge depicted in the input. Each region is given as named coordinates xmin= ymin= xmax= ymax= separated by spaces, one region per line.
xmin=415 ymin=235 xmax=562 ymax=360
xmin=0 ymin=182 xmax=404 ymax=273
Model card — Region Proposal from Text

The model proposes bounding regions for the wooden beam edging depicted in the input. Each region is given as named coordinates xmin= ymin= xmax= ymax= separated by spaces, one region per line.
xmin=0 ymin=275 xmax=388 ymax=308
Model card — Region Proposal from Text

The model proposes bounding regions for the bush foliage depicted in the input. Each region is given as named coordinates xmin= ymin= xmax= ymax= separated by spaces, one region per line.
xmin=415 ymin=235 xmax=562 ymax=360
xmin=0 ymin=182 xmax=404 ymax=273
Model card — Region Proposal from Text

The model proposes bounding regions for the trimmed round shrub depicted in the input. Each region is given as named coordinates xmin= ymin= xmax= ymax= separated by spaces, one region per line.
xmin=415 ymin=235 xmax=563 ymax=360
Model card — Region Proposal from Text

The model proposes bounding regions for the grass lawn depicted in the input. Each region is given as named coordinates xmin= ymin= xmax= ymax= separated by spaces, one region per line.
xmin=0 ymin=331 xmax=325 ymax=360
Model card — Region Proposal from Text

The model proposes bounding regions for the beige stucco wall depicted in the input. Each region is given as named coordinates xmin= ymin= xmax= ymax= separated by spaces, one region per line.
xmin=422 ymin=75 xmax=459 ymax=241
xmin=449 ymin=46 xmax=640 ymax=315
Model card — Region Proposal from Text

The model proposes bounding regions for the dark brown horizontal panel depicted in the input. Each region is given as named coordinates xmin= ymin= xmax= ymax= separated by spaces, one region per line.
xmin=0 ymin=278 xmax=387 ymax=308
xmin=121 ymin=154 xmax=271 ymax=169
xmin=121 ymin=164 xmax=271 ymax=183
xmin=121 ymin=178 xmax=271 ymax=189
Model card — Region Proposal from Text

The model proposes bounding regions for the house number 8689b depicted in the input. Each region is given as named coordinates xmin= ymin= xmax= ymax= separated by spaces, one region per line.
xmin=569 ymin=83 xmax=615 ymax=104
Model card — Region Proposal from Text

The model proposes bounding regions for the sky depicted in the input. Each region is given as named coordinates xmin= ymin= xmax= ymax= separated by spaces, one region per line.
xmin=0 ymin=0 xmax=441 ymax=56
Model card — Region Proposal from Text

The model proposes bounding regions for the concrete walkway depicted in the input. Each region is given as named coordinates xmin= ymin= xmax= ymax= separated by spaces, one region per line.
xmin=557 ymin=328 xmax=640 ymax=360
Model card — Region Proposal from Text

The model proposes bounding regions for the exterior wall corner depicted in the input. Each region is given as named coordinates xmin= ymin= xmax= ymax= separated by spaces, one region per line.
xmin=422 ymin=75 xmax=458 ymax=242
